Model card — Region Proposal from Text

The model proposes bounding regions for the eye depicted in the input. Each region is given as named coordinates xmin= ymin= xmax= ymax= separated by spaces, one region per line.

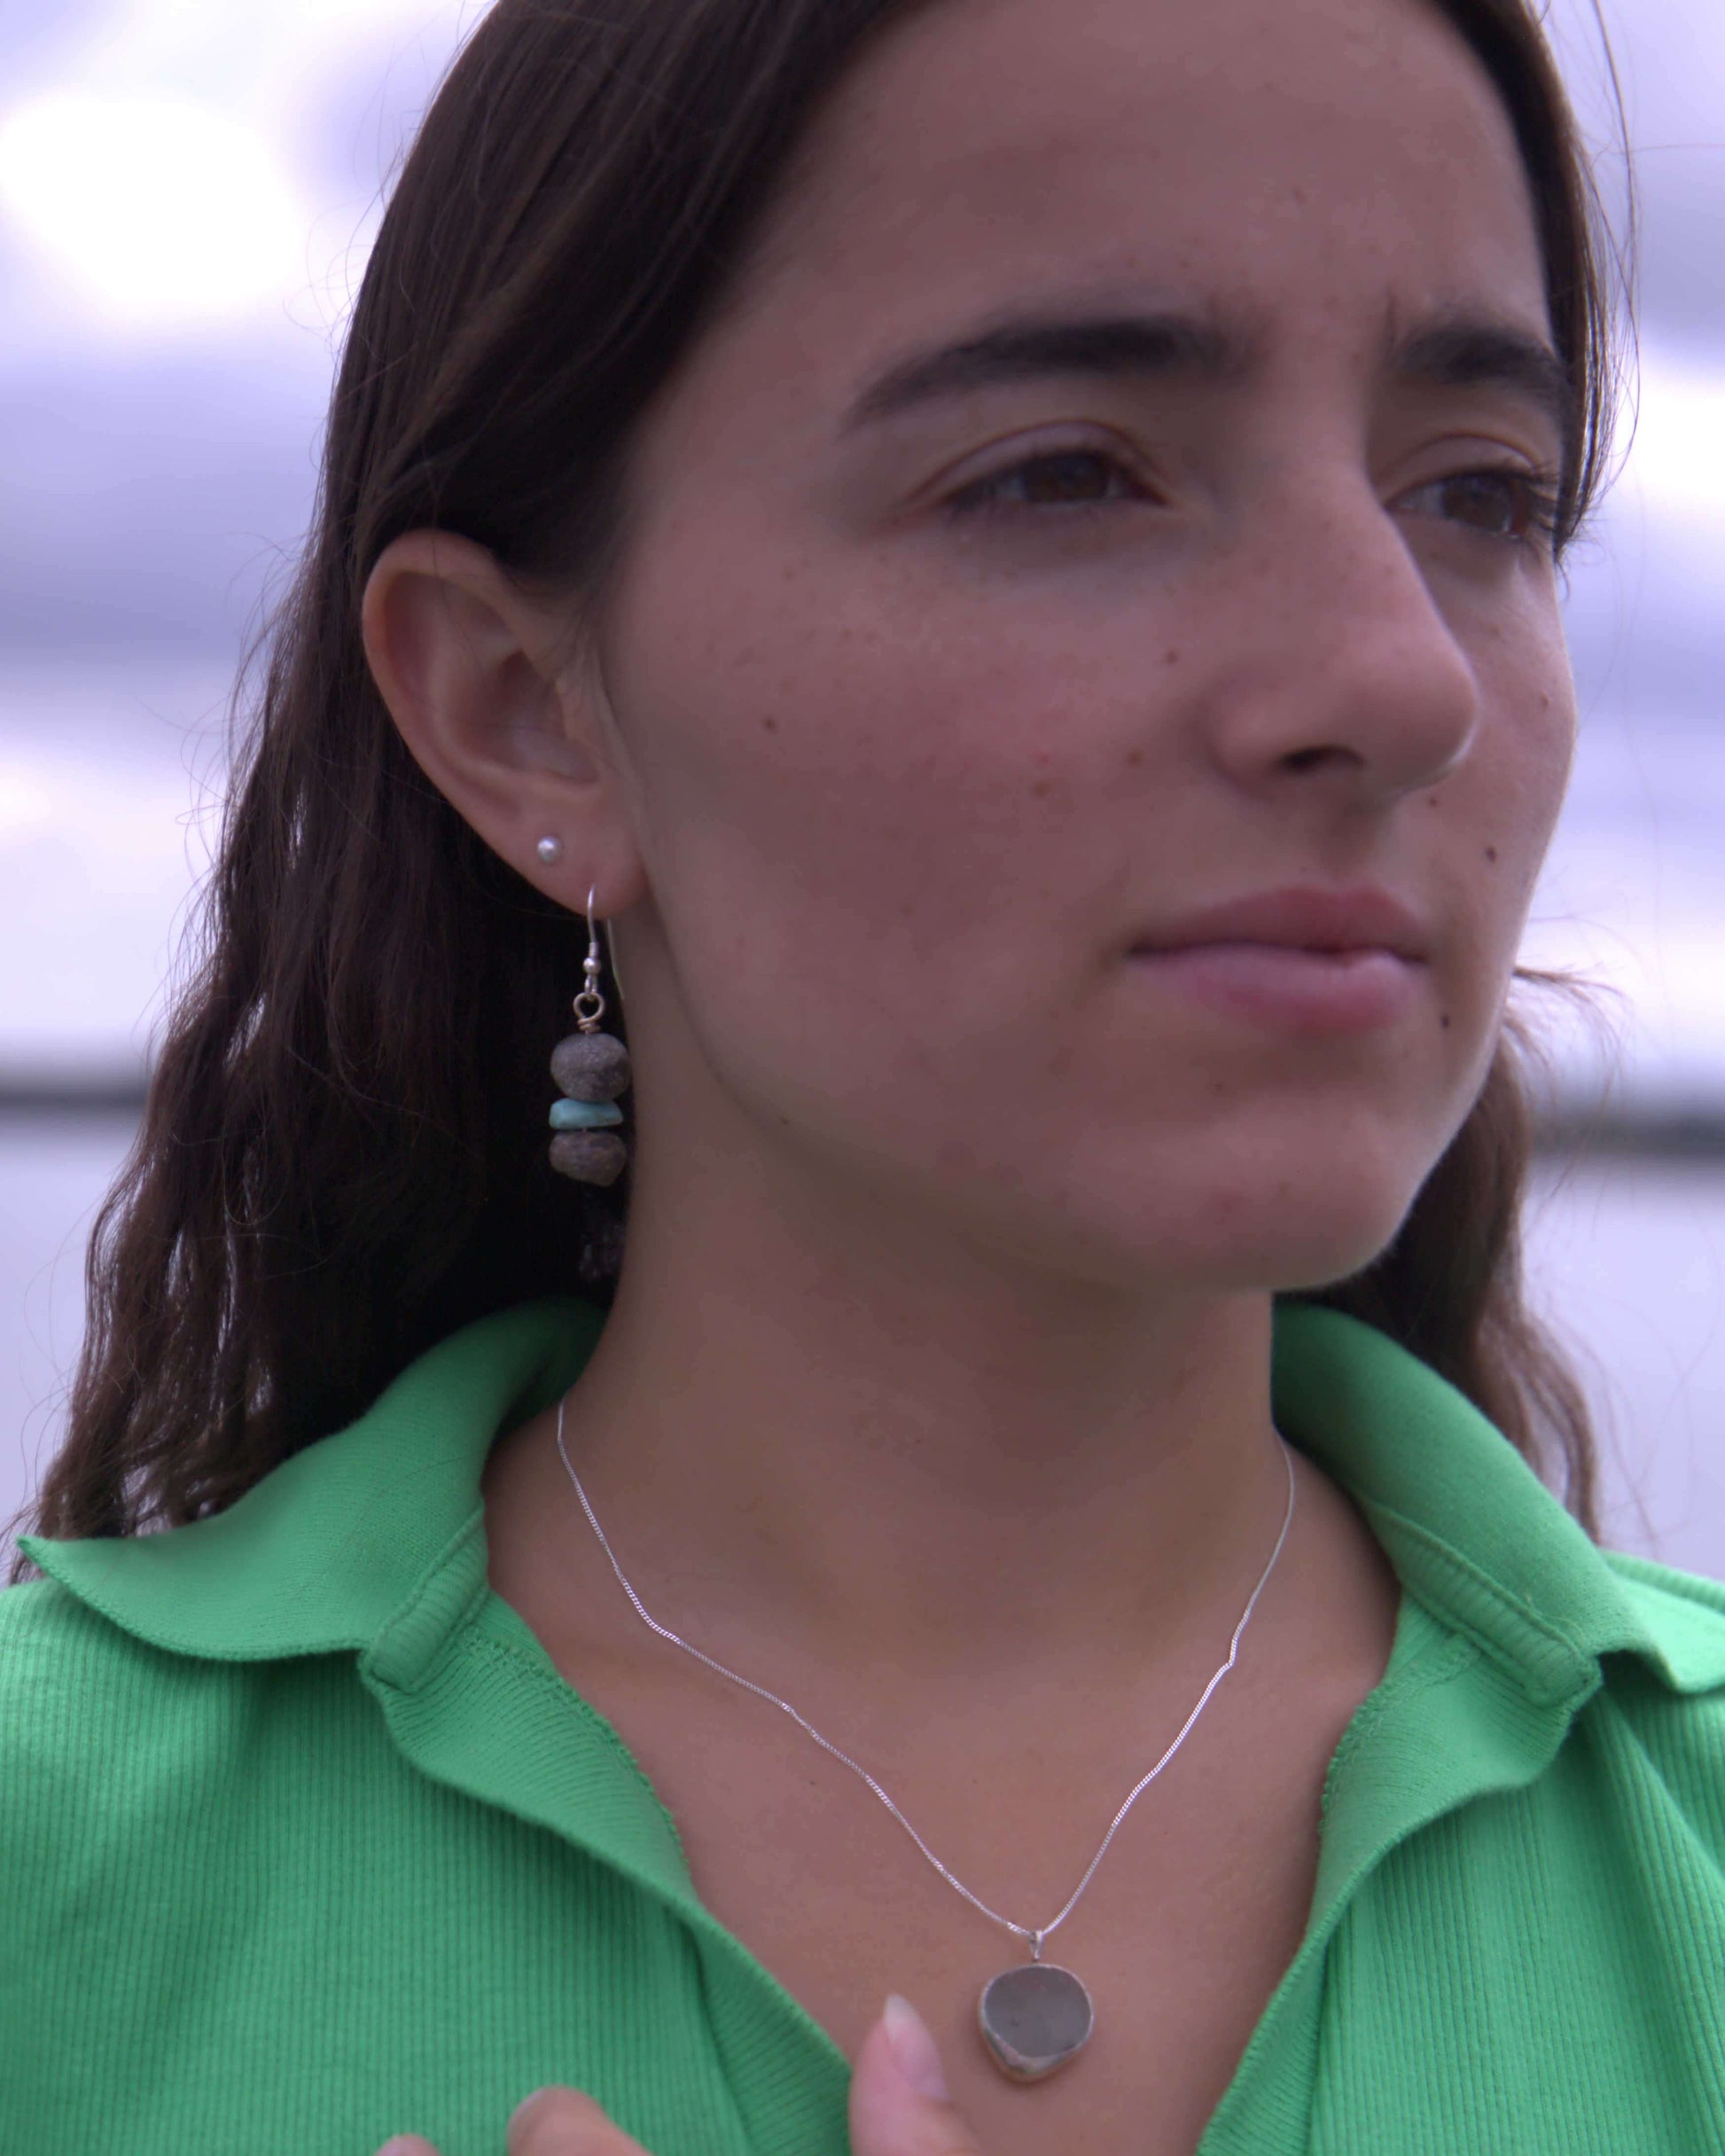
xmin=1400 ymin=466 xmax=1562 ymax=546
xmin=946 ymin=448 xmax=1143 ymax=517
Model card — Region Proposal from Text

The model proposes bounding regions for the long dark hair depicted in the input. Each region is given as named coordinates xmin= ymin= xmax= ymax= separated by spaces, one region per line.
xmin=10 ymin=0 xmax=1627 ymax=1577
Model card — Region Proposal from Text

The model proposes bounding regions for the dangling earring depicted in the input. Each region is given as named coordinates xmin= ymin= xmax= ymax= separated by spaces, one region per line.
xmin=548 ymin=887 xmax=631 ymax=1188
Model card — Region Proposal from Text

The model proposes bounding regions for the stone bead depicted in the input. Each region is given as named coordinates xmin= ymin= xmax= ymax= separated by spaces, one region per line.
xmin=550 ymin=1098 xmax=624 ymax=1131
xmin=549 ymin=1131 xmax=628 ymax=1188
xmin=550 ymin=1031 xmax=632 ymax=1102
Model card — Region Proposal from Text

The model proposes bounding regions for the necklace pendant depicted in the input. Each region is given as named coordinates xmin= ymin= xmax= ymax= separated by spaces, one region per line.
xmin=978 ymin=1963 xmax=1095 ymax=2082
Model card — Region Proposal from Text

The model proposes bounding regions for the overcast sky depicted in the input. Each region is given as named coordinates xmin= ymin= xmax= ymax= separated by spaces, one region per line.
xmin=0 ymin=0 xmax=1720 ymax=1091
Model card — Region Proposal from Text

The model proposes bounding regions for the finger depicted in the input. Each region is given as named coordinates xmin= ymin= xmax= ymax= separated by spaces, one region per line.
xmin=506 ymin=2086 xmax=656 ymax=2155
xmin=377 ymin=2141 xmax=441 ymax=2155
xmin=849 ymin=1996 xmax=987 ymax=2156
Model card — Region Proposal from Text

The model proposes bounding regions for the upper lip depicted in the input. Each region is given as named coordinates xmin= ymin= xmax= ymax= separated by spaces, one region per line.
xmin=1132 ymin=886 xmax=1432 ymax=962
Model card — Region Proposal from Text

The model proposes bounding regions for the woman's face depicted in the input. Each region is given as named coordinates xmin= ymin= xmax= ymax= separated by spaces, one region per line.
xmin=589 ymin=0 xmax=1577 ymax=1294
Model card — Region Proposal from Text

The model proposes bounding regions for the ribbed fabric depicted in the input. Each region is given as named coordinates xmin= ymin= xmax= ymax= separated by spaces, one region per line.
xmin=7 ymin=1298 xmax=1725 ymax=2152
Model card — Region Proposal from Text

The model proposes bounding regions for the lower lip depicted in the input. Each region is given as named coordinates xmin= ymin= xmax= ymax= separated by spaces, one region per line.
xmin=1128 ymin=942 xmax=1422 ymax=1033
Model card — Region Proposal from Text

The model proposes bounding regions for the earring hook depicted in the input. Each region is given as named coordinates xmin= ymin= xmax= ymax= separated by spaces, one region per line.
xmin=573 ymin=887 xmax=606 ymax=1033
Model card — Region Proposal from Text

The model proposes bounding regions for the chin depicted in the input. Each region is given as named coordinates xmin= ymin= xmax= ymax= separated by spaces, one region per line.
xmin=1039 ymin=1120 xmax=1443 ymax=1297
xmin=1200 ymin=1218 xmax=1415 ymax=1301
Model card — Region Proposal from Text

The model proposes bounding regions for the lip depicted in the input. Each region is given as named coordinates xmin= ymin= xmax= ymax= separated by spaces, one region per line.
xmin=1131 ymin=886 xmax=1433 ymax=962
xmin=1128 ymin=886 xmax=1432 ymax=1035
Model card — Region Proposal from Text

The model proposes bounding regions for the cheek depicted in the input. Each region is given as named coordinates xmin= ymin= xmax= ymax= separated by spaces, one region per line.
xmin=1414 ymin=598 xmax=1574 ymax=1085
xmin=1464 ymin=607 xmax=1575 ymax=930
xmin=601 ymin=515 xmax=1135 ymax=1056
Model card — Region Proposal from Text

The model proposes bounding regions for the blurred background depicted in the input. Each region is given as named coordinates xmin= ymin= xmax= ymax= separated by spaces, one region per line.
xmin=0 ymin=0 xmax=1721 ymax=1574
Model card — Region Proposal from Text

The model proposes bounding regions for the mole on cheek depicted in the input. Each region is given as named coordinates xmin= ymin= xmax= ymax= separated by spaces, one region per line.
xmin=1483 ymin=845 xmax=1498 ymax=864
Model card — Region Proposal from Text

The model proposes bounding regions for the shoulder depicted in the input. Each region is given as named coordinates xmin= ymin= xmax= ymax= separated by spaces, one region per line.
xmin=1603 ymin=1548 xmax=1725 ymax=1695
xmin=0 ymin=1563 xmax=224 ymax=1715
xmin=0 ymin=1574 xmax=300 ymax=1882
xmin=0 ymin=1568 xmax=193 ymax=1727
xmin=0 ymin=1563 xmax=243 ymax=1704
xmin=1578 ymin=1552 xmax=1725 ymax=1855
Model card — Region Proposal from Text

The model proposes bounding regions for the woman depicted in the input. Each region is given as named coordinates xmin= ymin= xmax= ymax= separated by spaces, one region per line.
xmin=9 ymin=0 xmax=1724 ymax=2150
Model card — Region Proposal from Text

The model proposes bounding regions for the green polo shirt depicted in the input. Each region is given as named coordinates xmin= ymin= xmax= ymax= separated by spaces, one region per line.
xmin=6 ymin=1298 xmax=1725 ymax=2152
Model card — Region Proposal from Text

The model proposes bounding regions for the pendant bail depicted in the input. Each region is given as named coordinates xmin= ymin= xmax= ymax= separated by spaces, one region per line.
xmin=1029 ymin=1929 xmax=1045 ymax=1964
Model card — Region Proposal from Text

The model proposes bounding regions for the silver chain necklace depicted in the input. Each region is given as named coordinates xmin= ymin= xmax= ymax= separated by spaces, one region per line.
xmin=555 ymin=1398 xmax=1296 ymax=2084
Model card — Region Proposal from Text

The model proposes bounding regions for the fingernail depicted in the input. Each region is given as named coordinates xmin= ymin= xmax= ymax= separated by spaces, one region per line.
xmin=882 ymin=1993 xmax=949 ymax=2102
xmin=507 ymin=2089 xmax=556 ymax=2133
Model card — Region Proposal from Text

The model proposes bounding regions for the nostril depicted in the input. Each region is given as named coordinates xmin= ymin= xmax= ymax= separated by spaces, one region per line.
xmin=1283 ymin=744 xmax=1358 ymax=774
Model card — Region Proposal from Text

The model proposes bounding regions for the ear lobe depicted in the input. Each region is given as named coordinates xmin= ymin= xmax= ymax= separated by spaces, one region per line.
xmin=360 ymin=528 xmax=644 ymax=909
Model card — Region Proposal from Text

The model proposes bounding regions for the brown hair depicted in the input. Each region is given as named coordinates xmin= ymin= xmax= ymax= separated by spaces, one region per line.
xmin=9 ymin=0 xmax=1626 ymax=1576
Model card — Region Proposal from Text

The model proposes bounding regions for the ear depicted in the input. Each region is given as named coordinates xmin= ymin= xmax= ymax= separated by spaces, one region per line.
xmin=360 ymin=528 xmax=647 ymax=917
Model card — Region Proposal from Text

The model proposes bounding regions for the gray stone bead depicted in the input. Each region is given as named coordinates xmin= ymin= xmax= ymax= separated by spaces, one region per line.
xmin=550 ymin=1031 xmax=632 ymax=1102
xmin=549 ymin=1130 xmax=628 ymax=1188
xmin=979 ymin=1964 xmax=1095 ymax=2082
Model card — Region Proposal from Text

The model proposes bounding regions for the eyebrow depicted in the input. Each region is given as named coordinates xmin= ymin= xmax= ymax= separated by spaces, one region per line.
xmin=1386 ymin=316 xmax=1574 ymax=449
xmin=839 ymin=307 xmax=1574 ymax=450
xmin=841 ymin=313 xmax=1245 ymax=430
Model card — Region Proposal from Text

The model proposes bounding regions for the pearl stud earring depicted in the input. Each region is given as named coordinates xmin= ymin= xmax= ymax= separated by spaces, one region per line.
xmin=536 ymin=835 xmax=564 ymax=864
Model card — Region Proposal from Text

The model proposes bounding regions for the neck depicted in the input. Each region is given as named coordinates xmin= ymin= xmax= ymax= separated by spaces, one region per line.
xmin=530 ymin=1131 xmax=1291 ymax=1686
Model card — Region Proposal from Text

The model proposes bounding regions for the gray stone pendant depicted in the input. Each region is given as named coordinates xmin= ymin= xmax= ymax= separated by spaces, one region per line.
xmin=548 ymin=1030 xmax=631 ymax=1189
xmin=978 ymin=1963 xmax=1095 ymax=2082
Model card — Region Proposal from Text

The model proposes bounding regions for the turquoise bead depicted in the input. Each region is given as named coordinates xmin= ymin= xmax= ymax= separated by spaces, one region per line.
xmin=550 ymin=1098 xmax=624 ymax=1130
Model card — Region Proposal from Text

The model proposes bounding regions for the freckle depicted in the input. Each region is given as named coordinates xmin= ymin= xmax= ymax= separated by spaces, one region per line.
xmin=1033 ymin=778 xmax=1054 ymax=798
xmin=1164 ymin=648 xmax=1180 ymax=666
xmin=761 ymin=716 xmax=779 ymax=733
xmin=1484 ymin=845 xmax=1498 ymax=864
xmin=1126 ymin=749 xmax=1144 ymax=768
xmin=1440 ymin=1013 xmax=1452 ymax=1030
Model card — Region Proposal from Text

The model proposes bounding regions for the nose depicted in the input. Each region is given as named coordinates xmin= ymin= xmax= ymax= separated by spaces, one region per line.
xmin=1197 ymin=469 xmax=1482 ymax=805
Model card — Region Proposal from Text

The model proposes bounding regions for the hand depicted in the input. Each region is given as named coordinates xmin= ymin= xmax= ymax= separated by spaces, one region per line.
xmin=847 ymin=1994 xmax=986 ymax=2156
xmin=377 ymin=1991 xmax=983 ymax=2156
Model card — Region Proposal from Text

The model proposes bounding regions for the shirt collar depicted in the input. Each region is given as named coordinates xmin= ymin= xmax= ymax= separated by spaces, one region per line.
xmin=20 ymin=1300 xmax=599 ymax=1661
xmin=21 ymin=1297 xmax=1725 ymax=1699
